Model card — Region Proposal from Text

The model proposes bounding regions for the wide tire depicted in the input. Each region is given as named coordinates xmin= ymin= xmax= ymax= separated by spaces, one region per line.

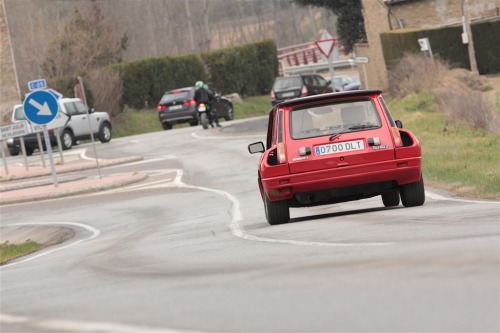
xmin=382 ymin=190 xmax=400 ymax=207
xmin=99 ymin=123 xmax=112 ymax=143
xmin=61 ymin=129 xmax=73 ymax=150
xmin=162 ymin=122 xmax=172 ymax=130
xmin=264 ymin=194 xmax=290 ymax=225
xmin=400 ymin=175 xmax=426 ymax=207
xmin=200 ymin=113 xmax=209 ymax=129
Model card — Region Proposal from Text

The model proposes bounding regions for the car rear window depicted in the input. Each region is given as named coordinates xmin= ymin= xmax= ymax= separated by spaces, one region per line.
xmin=273 ymin=77 xmax=302 ymax=90
xmin=290 ymin=99 xmax=382 ymax=139
xmin=159 ymin=90 xmax=190 ymax=104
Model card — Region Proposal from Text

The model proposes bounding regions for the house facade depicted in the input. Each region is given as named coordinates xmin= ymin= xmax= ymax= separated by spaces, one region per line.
xmin=357 ymin=0 xmax=500 ymax=90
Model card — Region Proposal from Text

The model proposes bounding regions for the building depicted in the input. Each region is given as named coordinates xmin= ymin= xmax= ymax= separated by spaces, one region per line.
xmin=357 ymin=0 xmax=500 ymax=90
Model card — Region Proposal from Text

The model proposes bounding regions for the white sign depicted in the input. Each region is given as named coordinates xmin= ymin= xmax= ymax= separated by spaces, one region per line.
xmin=0 ymin=121 xmax=30 ymax=140
xmin=354 ymin=56 xmax=369 ymax=64
xmin=30 ymin=111 xmax=70 ymax=132
xmin=418 ymin=38 xmax=430 ymax=51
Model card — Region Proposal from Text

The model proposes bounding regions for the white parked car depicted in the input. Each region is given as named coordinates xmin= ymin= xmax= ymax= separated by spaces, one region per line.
xmin=7 ymin=98 xmax=112 ymax=156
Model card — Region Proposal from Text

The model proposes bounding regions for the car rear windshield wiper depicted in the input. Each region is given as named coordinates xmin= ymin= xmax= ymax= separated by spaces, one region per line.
xmin=348 ymin=124 xmax=379 ymax=130
xmin=329 ymin=131 xmax=348 ymax=141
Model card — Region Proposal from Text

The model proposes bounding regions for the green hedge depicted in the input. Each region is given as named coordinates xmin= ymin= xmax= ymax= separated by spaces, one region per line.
xmin=381 ymin=20 xmax=500 ymax=75
xmin=117 ymin=54 xmax=207 ymax=109
xmin=203 ymin=39 xmax=278 ymax=96
xmin=118 ymin=39 xmax=278 ymax=108
xmin=49 ymin=39 xmax=279 ymax=111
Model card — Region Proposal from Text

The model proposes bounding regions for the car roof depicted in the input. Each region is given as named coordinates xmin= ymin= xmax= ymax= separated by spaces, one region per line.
xmin=275 ymin=89 xmax=383 ymax=108
xmin=165 ymin=86 xmax=194 ymax=93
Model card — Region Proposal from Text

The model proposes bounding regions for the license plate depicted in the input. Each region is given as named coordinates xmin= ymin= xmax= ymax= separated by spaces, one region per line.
xmin=169 ymin=105 xmax=183 ymax=111
xmin=281 ymin=92 xmax=295 ymax=98
xmin=315 ymin=140 xmax=365 ymax=156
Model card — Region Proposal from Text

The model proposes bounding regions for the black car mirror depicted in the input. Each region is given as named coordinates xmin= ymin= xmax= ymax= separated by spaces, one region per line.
xmin=248 ymin=142 xmax=265 ymax=154
xmin=395 ymin=120 xmax=403 ymax=128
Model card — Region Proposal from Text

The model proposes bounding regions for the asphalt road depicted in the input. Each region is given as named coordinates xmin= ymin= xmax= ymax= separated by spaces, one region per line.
xmin=1 ymin=117 xmax=499 ymax=332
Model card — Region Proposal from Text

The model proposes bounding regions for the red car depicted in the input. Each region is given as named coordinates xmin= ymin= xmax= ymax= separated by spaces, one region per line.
xmin=248 ymin=90 xmax=425 ymax=225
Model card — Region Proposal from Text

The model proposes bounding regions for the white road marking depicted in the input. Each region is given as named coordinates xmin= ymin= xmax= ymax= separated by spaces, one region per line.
xmin=191 ymin=131 xmax=264 ymax=140
xmin=0 ymin=222 xmax=100 ymax=269
xmin=0 ymin=313 xmax=201 ymax=333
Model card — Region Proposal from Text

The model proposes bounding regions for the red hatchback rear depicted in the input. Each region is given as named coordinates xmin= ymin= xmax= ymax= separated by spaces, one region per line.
xmin=248 ymin=90 xmax=425 ymax=225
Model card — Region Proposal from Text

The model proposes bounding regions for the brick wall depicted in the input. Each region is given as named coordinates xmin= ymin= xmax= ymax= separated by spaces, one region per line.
xmin=0 ymin=0 xmax=20 ymax=124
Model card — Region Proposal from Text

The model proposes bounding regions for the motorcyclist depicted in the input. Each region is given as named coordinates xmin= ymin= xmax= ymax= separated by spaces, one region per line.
xmin=194 ymin=81 xmax=221 ymax=128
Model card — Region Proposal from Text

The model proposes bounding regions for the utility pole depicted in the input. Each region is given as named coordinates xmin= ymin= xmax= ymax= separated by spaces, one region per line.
xmin=185 ymin=0 xmax=195 ymax=53
xmin=463 ymin=0 xmax=478 ymax=74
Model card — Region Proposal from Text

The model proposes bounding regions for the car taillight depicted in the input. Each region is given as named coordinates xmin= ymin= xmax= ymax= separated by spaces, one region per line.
xmin=157 ymin=105 xmax=166 ymax=112
xmin=277 ymin=143 xmax=287 ymax=164
xmin=271 ymin=90 xmax=276 ymax=101
xmin=301 ymin=85 xmax=308 ymax=96
xmin=184 ymin=99 xmax=196 ymax=106
xmin=390 ymin=127 xmax=404 ymax=147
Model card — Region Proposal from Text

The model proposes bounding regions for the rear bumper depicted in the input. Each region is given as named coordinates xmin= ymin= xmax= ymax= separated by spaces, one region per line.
xmin=261 ymin=157 xmax=422 ymax=202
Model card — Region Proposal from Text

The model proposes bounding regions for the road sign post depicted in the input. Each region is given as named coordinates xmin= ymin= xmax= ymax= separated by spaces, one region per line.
xmin=23 ymin=89 xmax=60 ymax=186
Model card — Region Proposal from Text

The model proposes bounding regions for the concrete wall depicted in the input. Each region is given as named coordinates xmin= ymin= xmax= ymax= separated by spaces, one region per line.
xmin=0 ymin=0 xmax=20 ymax=124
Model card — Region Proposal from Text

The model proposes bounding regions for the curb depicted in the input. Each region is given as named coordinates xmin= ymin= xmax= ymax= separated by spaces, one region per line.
xmin=0 ymin=172 xmax=149 ymax=205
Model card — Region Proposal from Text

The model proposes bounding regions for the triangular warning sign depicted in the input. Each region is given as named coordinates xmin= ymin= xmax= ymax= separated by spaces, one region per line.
xmin=315 ymin=38 xmax=336 ymax=58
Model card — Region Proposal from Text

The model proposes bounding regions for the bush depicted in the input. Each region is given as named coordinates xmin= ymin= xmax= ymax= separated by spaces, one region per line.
xmin=388 ymin=53 xmax=498 ymax=131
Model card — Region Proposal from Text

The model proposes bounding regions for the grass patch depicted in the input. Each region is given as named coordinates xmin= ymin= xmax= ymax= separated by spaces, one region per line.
xmin=388 ymin=93 xmax=500 ymax=199
xmin=0 ymin=241 xmax=44 ymax=265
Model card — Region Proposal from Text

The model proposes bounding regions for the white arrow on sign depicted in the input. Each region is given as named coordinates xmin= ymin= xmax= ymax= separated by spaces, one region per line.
xmin=29 ymin=98 xmax=52 ymax=116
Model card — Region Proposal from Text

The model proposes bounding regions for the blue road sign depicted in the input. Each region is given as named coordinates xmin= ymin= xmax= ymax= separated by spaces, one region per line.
xmin=28 ymin=79 xmax=47 ymax=91
xmin=23 ymin=90 xmax=59 ymax=125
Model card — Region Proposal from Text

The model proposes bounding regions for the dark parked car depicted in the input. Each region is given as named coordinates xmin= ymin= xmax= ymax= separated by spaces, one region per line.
xmin=271 ymin=74 xmax=333 ymax=106
xmin=249 ymin=89 xmax=425 ymax=225
xmin=157 ymin=87 xmax=234 ymax=130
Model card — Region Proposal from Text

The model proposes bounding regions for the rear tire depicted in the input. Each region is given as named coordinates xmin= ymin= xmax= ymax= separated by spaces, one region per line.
xmin=25 ymin=146 xmax=34 ymax=156
xmin=99 ymin=123 xmax=112 ymax=143
xmin=162 ymin=122 xmax=172 ymax=130
xmin=400 ymin=175 xmax=425 ymax=207
xmin=264 ymin=194 xmax=290 ymax=225
xmin=382 ymin=190 xmax=400 ymax=207
xmin=200 ymin=113 xmax=209 ymax=129
xmin=61 ymin=129 xmax=73 ymax=150
xmin=224 ymin=103 xmax=234 ymax=121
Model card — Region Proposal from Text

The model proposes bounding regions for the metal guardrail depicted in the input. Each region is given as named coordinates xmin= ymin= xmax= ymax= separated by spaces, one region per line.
xmin=281 ymin=59 xmax=356 ymax=75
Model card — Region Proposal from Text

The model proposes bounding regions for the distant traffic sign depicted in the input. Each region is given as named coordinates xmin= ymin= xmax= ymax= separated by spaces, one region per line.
xmin=23 ymin=90 xmax=59 ymax=125
xmin=354 ymin=56 xmax=369 ymax=64
xmin=315 ymin=38 xmax=336 ymax=58
xmin=28 ymin=79 xmax=47 ymax=91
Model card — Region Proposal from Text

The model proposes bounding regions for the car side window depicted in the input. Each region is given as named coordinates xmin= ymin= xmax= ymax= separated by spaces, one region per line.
xmin=74 ymin=101 xmax=88 ymax=115
xmin=64 ymin=102 xmax=77 ymax=116
xmin=316 ymin=76 xmax=328 ymax=87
